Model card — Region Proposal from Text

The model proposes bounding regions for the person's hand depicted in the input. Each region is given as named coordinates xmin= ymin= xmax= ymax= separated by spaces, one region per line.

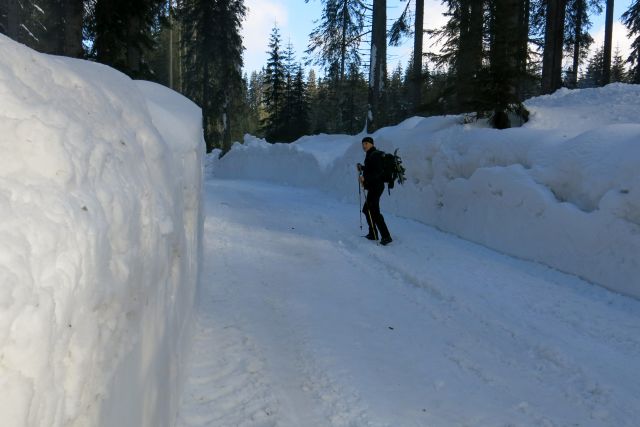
xmin=359 ymin=176 xmax=365 ymax=184
xmin=356 ymin=163 xmax=363 ymax=172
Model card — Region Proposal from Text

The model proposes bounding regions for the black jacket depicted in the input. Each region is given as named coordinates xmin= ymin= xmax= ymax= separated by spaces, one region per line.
xmin=362 ymin=147 xmax=384 ymax=190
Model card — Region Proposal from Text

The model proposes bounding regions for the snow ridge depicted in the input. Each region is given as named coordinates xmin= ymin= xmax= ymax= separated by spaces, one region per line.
xmin=210 ymin=84 xmax=640 ymax=298
xmin=0 ymin=35 xmax=204 ymax=426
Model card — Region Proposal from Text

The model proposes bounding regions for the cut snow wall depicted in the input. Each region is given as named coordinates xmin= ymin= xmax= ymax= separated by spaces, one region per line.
xmin=0 ymin=35 xmax=204 ymax=426
xmin=210 ymin=86 xmax=640 ymax=299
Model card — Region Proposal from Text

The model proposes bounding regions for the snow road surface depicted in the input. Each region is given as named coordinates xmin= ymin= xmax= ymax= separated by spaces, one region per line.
xmin=177 ymin=179 xmax=640 ymax=427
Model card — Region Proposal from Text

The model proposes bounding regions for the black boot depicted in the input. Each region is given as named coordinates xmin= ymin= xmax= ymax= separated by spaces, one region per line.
xmin=364 ymin=232 xmax=378 ymax=240
xmin=380 ymin=236 xmax=392 ymax=246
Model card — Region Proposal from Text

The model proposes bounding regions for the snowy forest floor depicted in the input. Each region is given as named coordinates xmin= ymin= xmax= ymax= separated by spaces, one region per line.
xmin=176 ymin=179 xmax=640 ymax=427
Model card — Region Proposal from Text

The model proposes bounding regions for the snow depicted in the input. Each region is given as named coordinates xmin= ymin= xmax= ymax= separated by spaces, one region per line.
xmin=3 ymin=27 xmax=640 ymax=427
xmin=0 ymin=34 xmax=204 ymax=426
xmin=178 ymin=179 xmax=640 ymax=426
xmin=210 ymin=83 xmax=640 ymax=298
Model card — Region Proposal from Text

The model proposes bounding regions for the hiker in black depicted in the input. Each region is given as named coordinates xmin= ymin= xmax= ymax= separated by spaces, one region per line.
xmin=357 ymin=136 xmax=392 ymax=245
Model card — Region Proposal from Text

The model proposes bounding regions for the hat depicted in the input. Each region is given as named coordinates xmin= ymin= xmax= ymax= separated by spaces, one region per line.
xmin=361 ymin=136 xmax=374 ymax=144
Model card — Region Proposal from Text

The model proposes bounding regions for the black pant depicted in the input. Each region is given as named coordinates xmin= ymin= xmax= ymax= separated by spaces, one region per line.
xmin=362 ymin=185 xmax=391 ymax=240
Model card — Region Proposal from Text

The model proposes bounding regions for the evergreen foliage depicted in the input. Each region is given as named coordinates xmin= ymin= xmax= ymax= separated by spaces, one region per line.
xmin=623 ymin=0 xmax=640 ymax=83
xmin=305 ymin=0 xmax=366 ymax=80
xmin=87 ymin=0 xmax=167 ymax=77
xmin=262 ymin=25 xmax=288 ymax=142
xmin=611 ymin=46 xmax=628 ymax=82
xmin=581 ymin=44 xmax=605 ymax=86
xmin=2 ymin=0 xmax=639 ymax=146
xmin=564 ymin=0 xmax=600 ymax=87
xmin=180 ymin=0 xmax=246 ymax=152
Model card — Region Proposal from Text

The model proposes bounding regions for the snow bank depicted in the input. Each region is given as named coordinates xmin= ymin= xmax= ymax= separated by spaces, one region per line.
xmin=211 ymin=83 xmax=640 ymax=299
xmin=0 ymin=35 xmax=204 ymax=426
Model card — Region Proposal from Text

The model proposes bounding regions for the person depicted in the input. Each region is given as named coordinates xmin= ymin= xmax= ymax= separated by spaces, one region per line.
xmin=357 ymin=136 xmax=392 ymax=245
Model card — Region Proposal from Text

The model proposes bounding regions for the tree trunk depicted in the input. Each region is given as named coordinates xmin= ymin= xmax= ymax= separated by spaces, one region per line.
xmin=456 ymin=0 xmax=483 ymax=112
xmin=412 ymin=0 xmax=424 ymax=113
xmin=127 ymin=15 xmax=142 ymax=75
xmin=603 ymin=0 xmax=614 ymax=84
xmin=41 ymin=0 xmax=64 ymax=54
xmin=222 ymin=98 xmax=232 ymax=153
xmin=64 ymin=0 xmax=84 ymax=57
xmin=7 ymin=0 xmax=19 ymax=40
xmin=541 ymin=0 xmax=566 ymax=94
xmin=367 ymin=0 xmax=386 ymax=131
xmin=516 ymin=0 xmax=530 ymax=100
xmin=169 ymin=2 xmax=174 ymax=89
xmin=492 ymin=0 xmax=522 ymax=127
xmin=340 ymin=0 xmax=348 ymax=81
xmin=571 ymin=0 xmax=584 ymax=88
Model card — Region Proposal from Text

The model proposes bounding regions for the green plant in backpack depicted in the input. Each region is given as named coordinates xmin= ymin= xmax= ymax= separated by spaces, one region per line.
xmin=379 ymin=149 xmax=406 ymax=193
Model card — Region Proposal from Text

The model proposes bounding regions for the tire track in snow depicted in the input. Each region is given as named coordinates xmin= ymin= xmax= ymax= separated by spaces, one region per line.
xmin=177 ymin=185 xmax=379 ymax=427
xmin=178 ymin=179 xmax=640 ymax=427
xmin=176 ymin=227 xmax=281 ymax=427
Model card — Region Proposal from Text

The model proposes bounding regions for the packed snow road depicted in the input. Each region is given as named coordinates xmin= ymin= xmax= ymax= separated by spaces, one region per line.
xmin=177 ymin=179 xmax=640 ymax=427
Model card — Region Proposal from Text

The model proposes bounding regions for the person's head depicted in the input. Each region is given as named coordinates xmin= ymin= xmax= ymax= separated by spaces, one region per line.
xmin=361 ymin=136 xmax=374 ymax=152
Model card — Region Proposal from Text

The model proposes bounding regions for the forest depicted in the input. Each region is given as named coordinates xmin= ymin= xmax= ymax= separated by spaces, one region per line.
xmin=1 ymin=0 xmax=639 ymax=152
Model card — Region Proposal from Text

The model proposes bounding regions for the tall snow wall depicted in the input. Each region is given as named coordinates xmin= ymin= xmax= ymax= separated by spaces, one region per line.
xmin=0 ymin=35 xmax=204 ymax=426
xmin=211 ymin=85 xmax=640 ymax=299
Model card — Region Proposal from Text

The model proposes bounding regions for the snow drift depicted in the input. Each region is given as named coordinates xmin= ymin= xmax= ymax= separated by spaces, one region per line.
xmin=0 ymin=35 xmax=204 ymax=426
xmin=211 ymin=84 xmax=640 ymax=299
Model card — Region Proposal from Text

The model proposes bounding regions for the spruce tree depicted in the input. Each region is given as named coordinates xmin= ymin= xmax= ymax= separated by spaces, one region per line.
xmin=368 ymin=0 xmax=387 ymax=131
xmin=490 ymin=0 xmax=525 ymax=128
xmin=622 ymin=0 xmax=640 ymax=83
xmin=289 ymin=65 xmax=311 ymax=140
xmin=389 ymin=0 xmax=426 ymax=113
xmin=581 ymin=45 xmax=605 ymax=86
xmin=564 ymin=0 xmax=599 ymax=87
xmin=247 ymin=71 xmax=265 ymax=136
xmin=611 ymin=46 xmax=627 ymax=82
xmin=307 ymin=69 xmax=320 ymax=133
xmin=181 ymin=0 xmax=246 ymax=151
xmin=456 ymin=0 xmax=485 ymax=113
xmin=603 ymin=0 xmax=614 ymax=84
xmin=0 ymin=0 xmax=21 ymax=41
xmin=541 ymin=0 xmax=567 ymax=94
xmin=386 ymin=63 xmax=408 ymax=125
xmin=89 ymin=0 xmax=167 ymax=77
xmin=343 ymin=63 xmax=368 ymax=133
xmin=306 ymin=0 xmax=366 ymax=81
xmin=5 ymin=0 xmax=20 ymax=40
xmin=262 ymin=25 xmax=287 ymax=142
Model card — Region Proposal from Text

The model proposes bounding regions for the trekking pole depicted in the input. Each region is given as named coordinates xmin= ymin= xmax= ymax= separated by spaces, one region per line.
xmin=358 ymin=170 xmax=363 ymax=230
xmin=363 ymin=189 xmax=378 ymax=241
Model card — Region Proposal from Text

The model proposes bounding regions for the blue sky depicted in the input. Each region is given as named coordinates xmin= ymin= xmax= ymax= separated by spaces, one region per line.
xmin=241 ymin=0 xmax=635 ymax=76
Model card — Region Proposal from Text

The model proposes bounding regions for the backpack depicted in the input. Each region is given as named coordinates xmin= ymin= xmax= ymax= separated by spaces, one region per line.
xmin=379 ymin=148 xmax=406 ymax=192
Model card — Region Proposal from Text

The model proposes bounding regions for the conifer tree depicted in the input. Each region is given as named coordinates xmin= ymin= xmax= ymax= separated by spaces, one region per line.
xmin=262 ymin=25 xmax=287 ymax=142
xmin=389 ymin=0 xmax=426 ymax=113
xmin=288 ymin=65 xmax=311 ymax=140
xmin=306 ymin=0 xmax=366 ymax=81
xmin=247 ymin=70 xmax=265 ymax=136
xmin=386 ymin=63 xmax=408 ymax=125
xmin=457 ymin=0 xmax=485 ymax=113
xmin=368 ymin=0 xmax=387 ymax=131
xmin=611 ymin=46 xmax=627 ymax=82
xmin=622 ymin=0 xmax=640 ymax=83
xmin=89 ymin=0 xmax=167 ymax=76
xmin=180 ymin=0 xmax=246 ymax=151
xmin=603 ymin=0 xmax=614 ymax=83
xmin=564 ymin=0 xmax=599 ymax=87
xmin=581 ymin=45 xmax=605 ymax=86
xmin=5 ymin=0 xmax=20 ymax=39
xmin=541 ymin=0 xmax=567 ymax=94
xmin=490 ymin=0 xmax=525 ymax=128
xmin=343 ymin=63 xmax=368 ymax=133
